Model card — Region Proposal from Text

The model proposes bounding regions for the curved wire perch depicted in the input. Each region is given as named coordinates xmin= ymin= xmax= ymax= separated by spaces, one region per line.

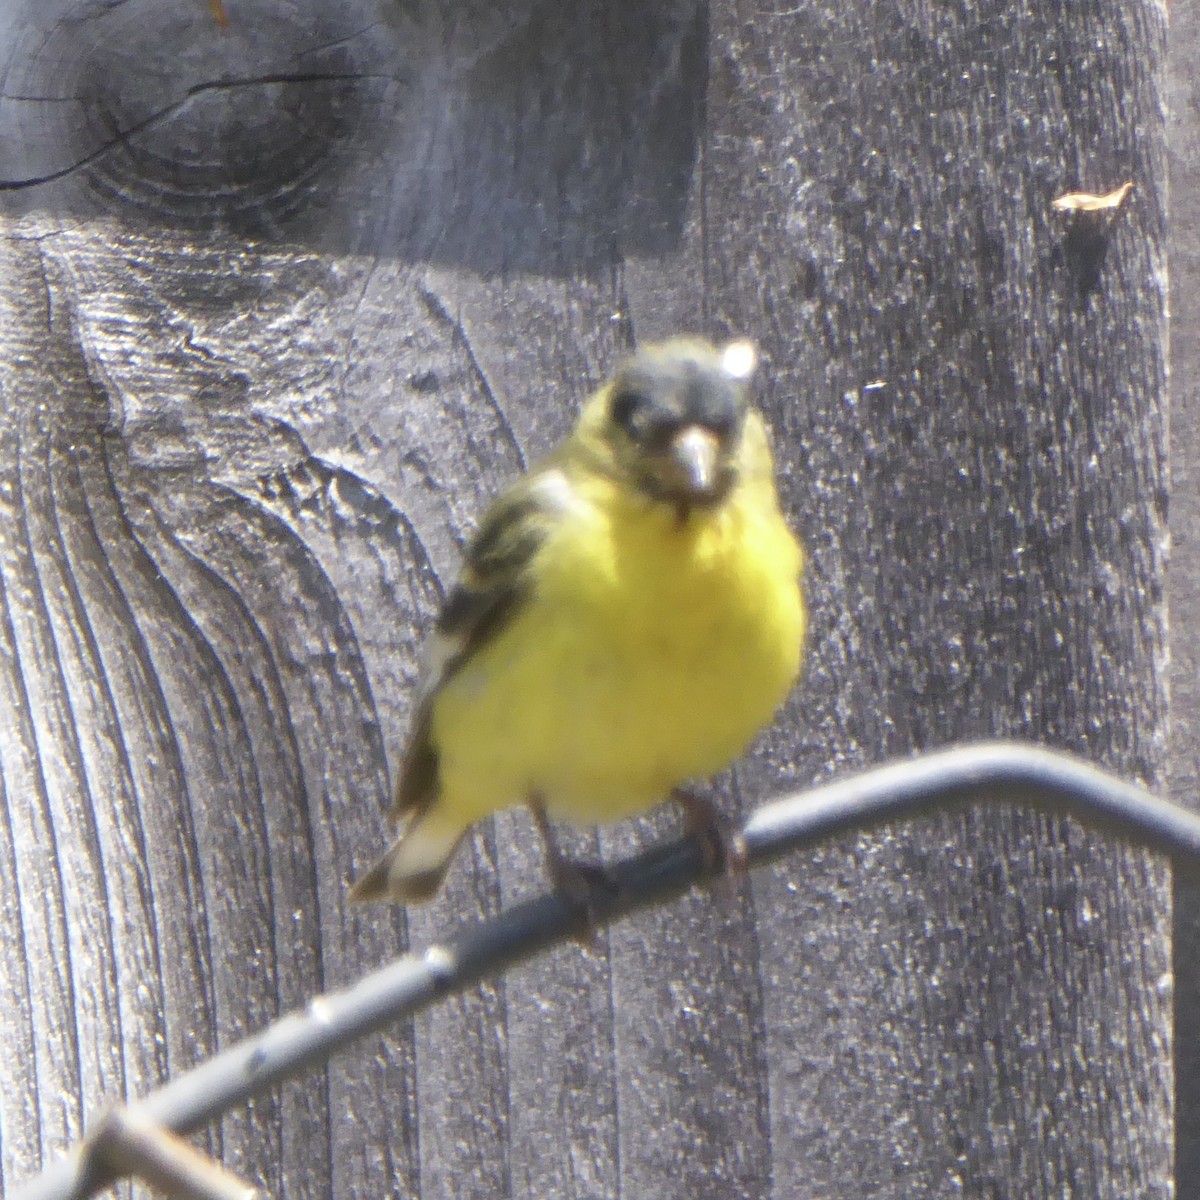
xmin=15 ymin=741 xmax=1200 ymax=1200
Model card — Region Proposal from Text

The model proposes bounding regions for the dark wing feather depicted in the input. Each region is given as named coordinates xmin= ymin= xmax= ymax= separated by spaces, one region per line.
xmin=389 ymin=470 xmax=567 ymax=819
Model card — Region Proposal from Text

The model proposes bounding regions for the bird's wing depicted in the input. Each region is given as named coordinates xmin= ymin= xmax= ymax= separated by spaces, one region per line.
xmin=389 ymin=464 xmax=577 ymax=819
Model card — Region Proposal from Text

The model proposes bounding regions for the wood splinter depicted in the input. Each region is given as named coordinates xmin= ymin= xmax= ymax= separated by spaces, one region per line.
xmin=85 ymin=1109 xmax=258 ymax=1200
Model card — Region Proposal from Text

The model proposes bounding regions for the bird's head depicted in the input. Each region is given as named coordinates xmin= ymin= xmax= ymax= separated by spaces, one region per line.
xmin=585 ymin=337 xmax=761 ymax=514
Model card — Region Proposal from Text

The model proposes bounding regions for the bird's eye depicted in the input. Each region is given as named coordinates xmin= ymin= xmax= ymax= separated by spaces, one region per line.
xmin=610 ymin=389 xmax=645 ymax=436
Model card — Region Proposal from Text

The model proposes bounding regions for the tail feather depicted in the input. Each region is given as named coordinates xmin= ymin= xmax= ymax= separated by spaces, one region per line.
xmin=348 ymin=808 xmax=466 ymax=904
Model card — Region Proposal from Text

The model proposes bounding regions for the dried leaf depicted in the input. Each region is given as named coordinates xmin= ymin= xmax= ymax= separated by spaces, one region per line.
xmin=1051 ymin=181 xmax=1134 ymax=213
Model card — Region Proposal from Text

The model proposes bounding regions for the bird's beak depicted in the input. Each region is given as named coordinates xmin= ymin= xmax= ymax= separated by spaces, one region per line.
xmin=669 ymin=425 xmax=721 ymax=500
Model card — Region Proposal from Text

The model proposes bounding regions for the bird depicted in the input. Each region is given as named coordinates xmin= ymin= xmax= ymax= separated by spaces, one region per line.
xmin=349 ymin=336 xmax=807 ymax=905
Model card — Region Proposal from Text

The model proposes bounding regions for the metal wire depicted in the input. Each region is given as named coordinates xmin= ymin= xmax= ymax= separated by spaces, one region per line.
xmin=13 ymin=741 xmax=1200 ymax=1200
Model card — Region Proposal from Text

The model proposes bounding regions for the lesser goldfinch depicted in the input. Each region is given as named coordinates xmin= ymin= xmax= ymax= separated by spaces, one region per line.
xmin=350 ymin=337 xmax=806 ymax=904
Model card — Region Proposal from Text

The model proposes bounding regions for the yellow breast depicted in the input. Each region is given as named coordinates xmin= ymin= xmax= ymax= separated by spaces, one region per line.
xmin=432 ymin=471 xmax=806 ymax=826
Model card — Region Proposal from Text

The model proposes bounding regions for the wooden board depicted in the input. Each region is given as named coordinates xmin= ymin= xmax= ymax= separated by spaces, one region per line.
xmin=1167 ymin=0 xmax=1200 ymax=1191
xmin=0 ymin=1 xmax=1174 ymax=1196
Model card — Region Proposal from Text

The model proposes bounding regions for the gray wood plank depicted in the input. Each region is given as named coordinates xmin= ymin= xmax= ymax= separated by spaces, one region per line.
xmin=701 ymin=3 xmax=1172 ymax=1194
xmin=646 ymin=1 xmax=1170 ymax=1194
xmin=0 ymin=1 xmax=1175 ymax=1198
xmin=1166 ymin=0 xmax=1200 ymax=1190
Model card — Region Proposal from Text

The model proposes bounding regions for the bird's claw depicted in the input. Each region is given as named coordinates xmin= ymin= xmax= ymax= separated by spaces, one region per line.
xmin=675 ymin=790 xmax=748 ymax=885
xmin=548 ymin=858 xmax=619 ymax=948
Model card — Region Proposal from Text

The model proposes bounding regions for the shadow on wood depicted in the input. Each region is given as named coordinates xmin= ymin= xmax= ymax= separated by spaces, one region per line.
xmin=0 ymin=0 xmax=705 ymax=273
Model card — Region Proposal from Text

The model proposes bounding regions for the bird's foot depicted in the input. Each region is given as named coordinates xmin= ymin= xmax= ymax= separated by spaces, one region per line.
xmin=529 ymin=797 xmax=618 ymax=946
xmin=674 ymin=789 xmax=748 ymax=890
xmin=546 ymin=858 xmax=620 ymax=949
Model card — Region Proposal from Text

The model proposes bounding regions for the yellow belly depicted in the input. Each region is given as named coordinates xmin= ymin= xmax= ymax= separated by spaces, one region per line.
xmin=430 ymin=478 xmax=806 ymax=826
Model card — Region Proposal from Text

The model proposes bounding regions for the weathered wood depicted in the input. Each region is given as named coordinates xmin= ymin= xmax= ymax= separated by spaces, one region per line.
xmin=0 ymin=1 xmax=1174 ymax=1198
xmin=1167 ymin=0 xmax=1200 ymax=1191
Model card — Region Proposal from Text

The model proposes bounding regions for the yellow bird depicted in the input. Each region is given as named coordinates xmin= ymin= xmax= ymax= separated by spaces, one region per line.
xmin=350 ymin=337 xmax=806 ymax=904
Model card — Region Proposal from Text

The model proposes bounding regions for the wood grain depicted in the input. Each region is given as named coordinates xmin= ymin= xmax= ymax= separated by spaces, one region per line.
xmin=1166 ymin=0 xmax=1200 ymax=1192
xmin=0 ymin=1 xmax=1175 ymax=1198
